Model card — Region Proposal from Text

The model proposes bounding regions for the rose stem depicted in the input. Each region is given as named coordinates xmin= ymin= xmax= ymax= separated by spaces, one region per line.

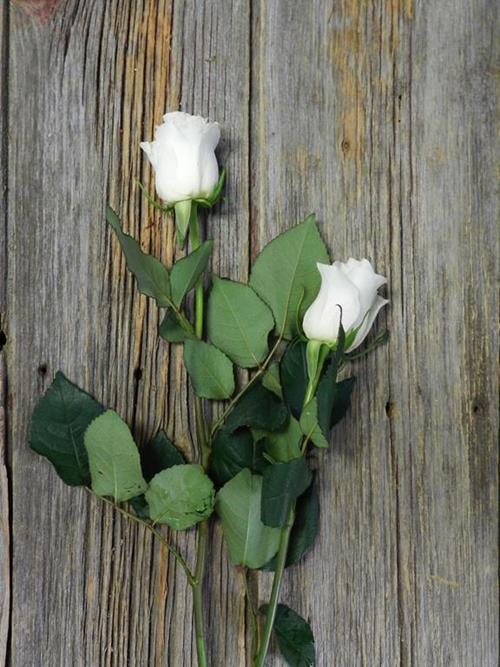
xmin=188 ymin=203 xmax=210 ymax=667
xmin=254 ymin=370 xmax=321 ymax=667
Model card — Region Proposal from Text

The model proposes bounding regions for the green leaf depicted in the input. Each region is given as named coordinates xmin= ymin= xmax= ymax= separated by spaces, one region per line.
xmin=260 ymin=604 xmax=315 ymax=667
xmin=207 ymin=276 xmax=274 ymax=368
xmin=170 ymin=241 xmax=213 ymax=307
xmin=128 ymin=494 xmax=150 ymax=520
xmin=331 ymin=377 xmax=356 ymax=426
xmin=280 ymin=339 xmax=309 ymax=419
xmin=261 ymin=458 xmax=312 ymax=527
xmin=299 ymin=399 xmax=329 ymax=448
xmin=159 ymin=309 xmax=196 ymax=343
xmin=216 ymin=469 xmax=281 ymax=569
xmin=141 ymin=431 xmax=185 ymax=482
xmin=224 ymin=382 xmax=288 ymax=433
xmin=264 ymin=478 xmax=319 ymax=570
xmin=250 ymin=216 xmax=329 ymax=339
xmin=301 ymin=359 xmax=354 ymax=448
xmin=106 ymin=206 xmax=171 ymax=307
xmin=145 ymin=464 xmax=215 ymax=530
xmin=262 ymin=362 xmax=283 ymax=398
xmin=183 ymin=339 xmax=235 ymax=399
xmin=84 ymin=410 xmax=147 ymax=501
xmin=210 ymin=428 xmax=267 ymax=486
xmin=257 ymin=415 xmax=303 ymax=463
xmin=29 ymin=372 xmax=105 ymax=486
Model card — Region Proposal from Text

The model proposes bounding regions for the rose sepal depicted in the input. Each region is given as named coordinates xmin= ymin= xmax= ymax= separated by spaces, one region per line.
xmin=193 ymin=168 xmax=226 ymax=209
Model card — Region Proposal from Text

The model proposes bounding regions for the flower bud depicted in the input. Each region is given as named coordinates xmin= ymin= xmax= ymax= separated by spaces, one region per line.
xmin=302 ymin=259 xmax=387 ymax=352
xmin=140 ymin=111 xmax=220 ymax=205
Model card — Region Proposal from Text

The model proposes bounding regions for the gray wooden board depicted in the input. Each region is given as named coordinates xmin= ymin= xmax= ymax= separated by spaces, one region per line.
xmin=1 ymin=0 xmax=498 ymax=665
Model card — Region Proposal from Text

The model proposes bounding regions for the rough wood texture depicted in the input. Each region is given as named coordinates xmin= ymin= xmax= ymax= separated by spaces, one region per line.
xmin=1 ymin=0 xmax=498 ymax=665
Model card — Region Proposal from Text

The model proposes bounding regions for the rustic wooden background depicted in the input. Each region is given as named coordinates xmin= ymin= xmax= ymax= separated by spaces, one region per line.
xmin=0 ymin=0 xmax=498 ymax=665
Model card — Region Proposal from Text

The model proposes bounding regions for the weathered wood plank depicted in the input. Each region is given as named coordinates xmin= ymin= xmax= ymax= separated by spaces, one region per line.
xmin=3 ymin=0 xmax=498 ymax=666
xmin=0 ymin=1 xmax=10 ymax=664
xmin=6 ymin=0 xmax=250 ymax=665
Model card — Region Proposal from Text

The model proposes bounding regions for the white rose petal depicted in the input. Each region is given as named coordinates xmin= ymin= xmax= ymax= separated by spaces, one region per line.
xmin=303 ymin=259 xmax=387 ymax=350
xmin=140 ymin=111 xmax=220 ymax=205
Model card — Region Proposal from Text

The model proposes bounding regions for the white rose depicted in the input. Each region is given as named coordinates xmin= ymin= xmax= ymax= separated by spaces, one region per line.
xmin=302 ymin=259 xmax=388 ymax=352
xmin=140 ymin=111 xmax=220 ymax=205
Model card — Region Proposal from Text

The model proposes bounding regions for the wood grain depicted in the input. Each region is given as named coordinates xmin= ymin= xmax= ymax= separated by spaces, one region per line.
xmin=1 ymin=0 xmax=498 ymax=666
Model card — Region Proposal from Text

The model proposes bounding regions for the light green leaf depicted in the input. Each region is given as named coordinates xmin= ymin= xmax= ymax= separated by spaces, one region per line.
xmin=299 ymin=399 xmax=329 ymax=448
xmin=250 ymin=216 xmax=329 ymax=339
xmin=171 ymin=241 xmax=213 ymax=307
xmin=207 ymin=277 xmax=274 ymax=368
xmin=216 ymin=469 xmax=281 ymax=569
xmin=84 ymin=410 xmax=147 ymax=501
xmin=29 ymin=372 xmax=104 ymax=486
xmin=145 ymin=464 xmax=215 ymax=530
xmin=174 ymin=200 xmax=192 ymax=247
xmin=106 ymin=206 xmax=171 ymax=307
xmin=183 ymin=340 xmax=235 ymax=399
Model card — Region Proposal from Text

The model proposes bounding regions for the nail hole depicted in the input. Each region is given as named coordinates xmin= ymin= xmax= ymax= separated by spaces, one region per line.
xmin=134 ymin=367 xmax=143 ymax=381
xmin=472 ymin=404 xmax=480 ymax=414
xmin=385 ymin=401 xmax=396 ymax=419
xmin=0 ymin=331 xmax=6 ymax=351
xmin=37 ymin=363 xmax=48 ymax=376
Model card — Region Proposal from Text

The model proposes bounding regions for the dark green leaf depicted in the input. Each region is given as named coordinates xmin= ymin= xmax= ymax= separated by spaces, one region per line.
xmin=141 ymin=431 xmax=185 ymax=482
xmin=106 ymin=206 xmax=171 ymax=307
xmin=261 ymin=362 xmax=282 ymax=398
xmin=280 ymin=340 xmax=308 ymax=419
xmin=255 ymin=415 xmax=302 ymax=463
xmin=316 ymin=360 xmax=338 ymax=436
xmin=250 ymin=216 xmax=329 ymax=339
xmin=261 ymin=458 xmax=312 ymax=527
xmin=216 ymin=469 xmax=281 ymax=568
xmin=29 ymin=371 xmax=105 ymax=486
xmin=331 ymin=377 xmax=356 ymax=426
xmin=224 ymin=382 xmax=288 ymax=433
xmin=260 ymin=604 xmax=315 ymax=667
xmin=299 ymin=358 xmax=352 ymax=448
xmin=207 ymin=276 xmax=274 ymax=368
xmin=183 ymin=339 xmax=235 ymax=399
xmin=159 ymin=309 xmax=196 ymax=343
xmin=170 ymin=241 xmax=213 ymax=307
xmin=145 ymin=464 xmax=215 ymax=530
xmin=210 ymin=428 xmax=267 ymax=486
xmin=128 ymin=494 xmax=150 ymax=520
xmin=264 ymin=478 xmax=319 ymax=570
xmin=84 ymin=410 xmax=147 ymax=501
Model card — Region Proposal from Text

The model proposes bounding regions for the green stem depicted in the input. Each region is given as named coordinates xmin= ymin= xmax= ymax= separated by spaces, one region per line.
xmin=254 ymin=369 xmax=322 ymax=667
xmin=189 ymin=203 xmax=210 ymax=667
xmin=189 ymin=203 xmax=204 ymax=339
xmin=85 ymin=488 xmax=195 ymax=584
xmin=209 ymin=335 xmax=283 ymax=440
xmin=253 ymin=507 xmax=295 ymax=667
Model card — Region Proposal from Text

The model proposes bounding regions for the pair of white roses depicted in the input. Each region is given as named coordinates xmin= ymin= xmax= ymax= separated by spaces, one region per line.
xmin=141 ymin=112 xmax=387 ymax=351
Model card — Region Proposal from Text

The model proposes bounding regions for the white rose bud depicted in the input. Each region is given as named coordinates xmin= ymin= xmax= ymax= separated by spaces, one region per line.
xmin=303 ymin=259 xmax=388 ymax=352
xmin=140 ymin=111 xmax=220 ymax=205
